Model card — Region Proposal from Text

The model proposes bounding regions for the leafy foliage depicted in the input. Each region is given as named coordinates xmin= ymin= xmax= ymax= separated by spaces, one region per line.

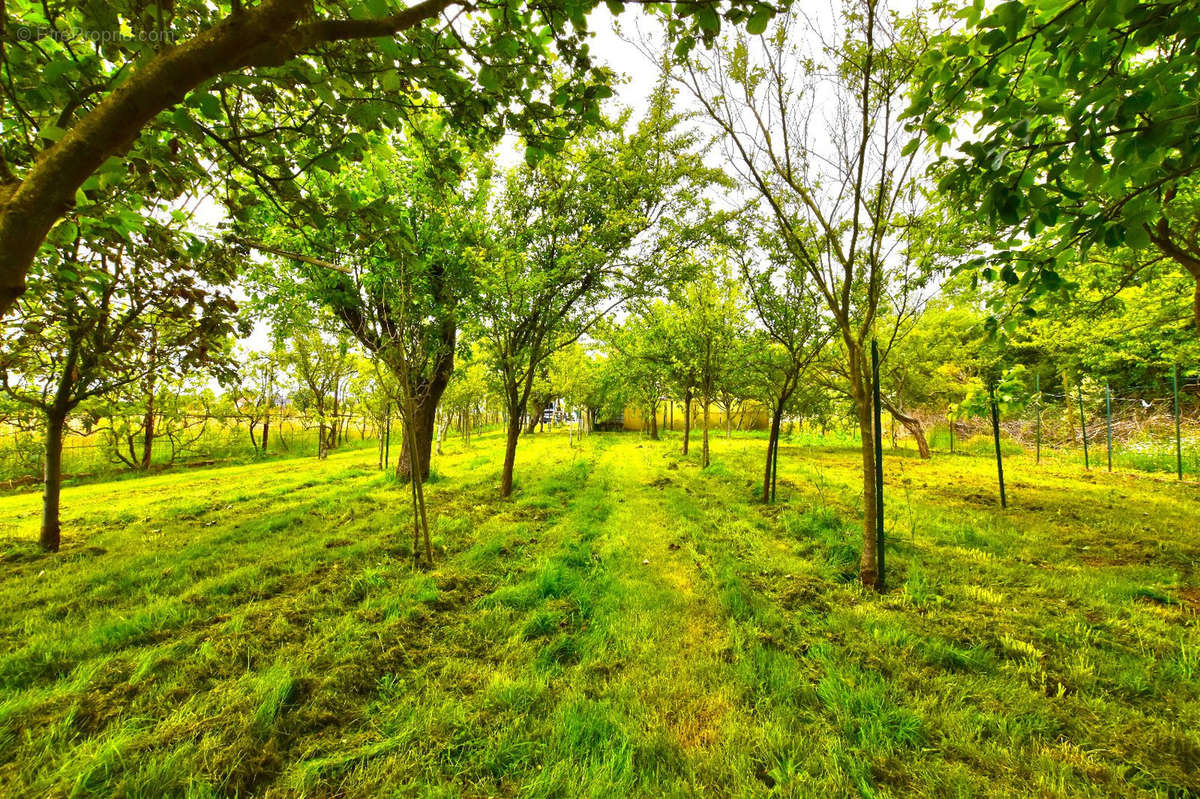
xmin=908 ymin=0 xmax=1200 ymax=325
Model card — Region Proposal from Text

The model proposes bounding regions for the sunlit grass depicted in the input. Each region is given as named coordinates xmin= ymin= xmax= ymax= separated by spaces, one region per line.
xmin=0 ymin=429 xmax=1197 ymax=796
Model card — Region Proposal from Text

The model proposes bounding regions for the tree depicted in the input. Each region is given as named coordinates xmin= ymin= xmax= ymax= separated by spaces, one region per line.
xmin=0 ymin=0 xmax=774 ymax=317
xmin=226 ymin=348 xmax=280 ymax=455
xmin=676 ymin=1 xmax=934 ymax=588
xmin=662 ymin=313 xmax=702 ymax=454
xmin=347 ymin=358 xmax=400 ymax=468
xmin=737 ymin=244 xmax=830 ymax=502
xmin=876 ymin=299 xmax=982 ymax=456
xmin=908 ymin=0 xmax=1200 ymax=331
xmin=713 ymin=337 xmax=754 ymax=438
xmin=440 ymin=354 xmax=490 ymax=446
xmin=246 ymin=124 xmax=488 ymax=565
xmin=603 ymin=314 xmax=670 ymax=440
xmin=0 ymin=224 xmax=240 ymax=551
xmin=94 ymin=367 xmax=217 ymax=470
xmin=523 ymin=367 xmax=556 ymax=435
xmin=549 ymin=343 xmax=603 ymax=441
xmin=243 ymin=125 xmax=485 ymax=483
xmin=282 ymin=329 xmax=355 ymax=460
xmin=475 ymin=90 xmax=720 ymax=497
xmin=673 ymin=264 xmax=747 ymax=467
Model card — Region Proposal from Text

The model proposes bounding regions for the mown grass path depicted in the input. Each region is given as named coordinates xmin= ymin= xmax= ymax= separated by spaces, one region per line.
xmin=0 ymin=430 xmax=1197 ymax=797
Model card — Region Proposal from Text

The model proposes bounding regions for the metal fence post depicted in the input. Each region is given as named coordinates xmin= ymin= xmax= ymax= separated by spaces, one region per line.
xmin=1175 ymin=365 xmax=1183 ymax=480
xmin=1105 ymin=383 xmax=1112 ymax=472
xmin=1078 ymin=388 xmax=1089 ymax=470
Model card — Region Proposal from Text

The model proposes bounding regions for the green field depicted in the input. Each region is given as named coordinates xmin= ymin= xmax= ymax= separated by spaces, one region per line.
xmin=1 ymin=431 xmax=1198 ymax=797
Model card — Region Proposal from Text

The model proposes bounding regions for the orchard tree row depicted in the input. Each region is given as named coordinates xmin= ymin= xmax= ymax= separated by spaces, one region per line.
xmin=2 ymin=0 xmax=1198 ymax=590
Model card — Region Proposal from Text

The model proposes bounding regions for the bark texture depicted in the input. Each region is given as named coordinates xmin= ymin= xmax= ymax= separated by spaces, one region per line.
xmin=0 ymin=0 xmax=453 ymax=316
xmin=41 ymin=409 xmax=67 ymax=552
xmin=500 ymin=412 xmax=521 ymax=497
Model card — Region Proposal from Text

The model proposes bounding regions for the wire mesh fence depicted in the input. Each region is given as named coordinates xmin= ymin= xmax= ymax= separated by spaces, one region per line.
xmin=0 ymin=412 xmax=382 ymax=488
xmin=928 ymin=375 xmax=1200 ymax=477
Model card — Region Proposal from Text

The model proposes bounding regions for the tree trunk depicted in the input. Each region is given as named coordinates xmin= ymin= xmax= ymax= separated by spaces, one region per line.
xmin=262 ymin=407 xmax=271 ymax=453
xmin=882 ymin=399 xmax=931 ymax=459
xmin=317 ymin=422 xmax=328 ymax=459
xmin=41 ymin=407 xmax=68 ymax=552
xmin=762 ymin=407 xmax=782 ymax=503
xmin=436 ymin=414 xmax=450 ymax=456
xmin=649 ymin=401 xmax=659 ymax=440
xmin=852 ymin=357 xmax=880 ymax=591
xmin=725 ymin=406 xmax=732 ymax=439
xmin=525 ymin=392 xmax=553 ymax=435
xmin=397 ymin=389 xmax=443 ymax=482
xmin=702 ymin=399 xmax=711 ymax=468
xmin=500 ymin=411 xmax=521 ymax=497
xmin=401 ymin=395 xmax=434 ymax=566
xmin=682 ymin=391 xmax=692 ymax=455
xmin=140 ymin=391 xmax=155 ymax=470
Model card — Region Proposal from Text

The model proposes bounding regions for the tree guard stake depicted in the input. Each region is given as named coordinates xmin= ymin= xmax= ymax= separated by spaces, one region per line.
xmin=1105 ymin=383 xmax=1112 ymax=472
xmin=771 ymin=431 xmax=779 ymax=503
xmin=1034 ymin=373 xmax=1041 ymax=465
xmin=989 ymin=384 xmax=1007 ymax=508
xmin=384 ymin=404 xmax=391 ymax=469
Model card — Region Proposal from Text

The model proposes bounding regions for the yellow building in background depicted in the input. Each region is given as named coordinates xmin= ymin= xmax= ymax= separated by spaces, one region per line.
xmin=620 ymin=400 xmax=771 ymax=433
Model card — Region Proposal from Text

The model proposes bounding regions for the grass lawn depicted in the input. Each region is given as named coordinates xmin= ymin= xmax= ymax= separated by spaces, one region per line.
xmin=0 ymin=430 xmax=1198 ymax=797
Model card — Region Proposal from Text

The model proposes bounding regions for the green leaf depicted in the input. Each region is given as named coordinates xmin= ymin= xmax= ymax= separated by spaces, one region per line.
xmin=38 ymin=124 xmax=68 ymax=143
xmin=746 ymin=7 xmax=771 ymax=35
xmin=196 ymin=92 xmax=222 ymax=121
xmin=524 ymin=144 xmax=545 ymax=166
xmin=1124 ymin=221 xmax=1150 ymax=250
xmin=375 ymin=36 xmax=402 ymax=60
xmin=494 ymin=35 xmax=521 ymax=58
xmin=50 ymin=220 xmax=79 ymax=245
xmin=478 ymin=66 xmax=501 ymax=92
xmin=979 ymin=28 xmax=1008 ymax=51
xmin=43 ymin=58 xmax=75 ymax=84
xmin=995 ymin=1 xmax=1027 ymax=41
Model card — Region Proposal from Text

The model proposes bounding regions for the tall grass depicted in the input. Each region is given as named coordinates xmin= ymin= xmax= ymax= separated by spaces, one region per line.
xmin=0 ymin=429 xmax=1195 ymax=796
